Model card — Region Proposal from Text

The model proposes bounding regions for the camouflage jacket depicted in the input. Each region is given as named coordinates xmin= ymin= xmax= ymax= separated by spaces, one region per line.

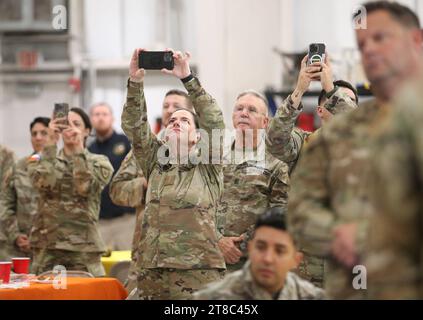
xmin=27 ymin=146 xmax=113 ymax=252
xmin=0 ymin=145 xmax=15 ymax=186
xmin=0 ymin=155 xmax=40 ymax=246
xmin=266 ymin=88 xmax=356 ymax=173
xmin=109 ymin=149 xmax=146 ymax=262
xmin=109 ymin=149 xmax=146 ymax=209
xmin=194 ymin=260 xmax=325 ymax=300
xmin=0 ymin=144 xmax=16 ymax=245
xmin=288 ymin=99 xmax=385 ymax=299
xmin=364 ymin=78 xmax=423 ymax=299
xmin=121 ymin=77 xmax=226 ymax=270
xmin=217 ymin=143 xmax=290 ymax=247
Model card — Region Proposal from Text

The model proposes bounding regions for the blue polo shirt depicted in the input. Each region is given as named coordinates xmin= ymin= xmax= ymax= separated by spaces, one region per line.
xmin=88 ymin=131 xmax=135 ymax=219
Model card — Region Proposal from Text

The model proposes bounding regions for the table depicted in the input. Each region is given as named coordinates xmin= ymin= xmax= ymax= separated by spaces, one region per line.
xmin=0 ymin=277 xmax=128 ymax=300
xmin=101 ymin=251 xmax=131 ymax=276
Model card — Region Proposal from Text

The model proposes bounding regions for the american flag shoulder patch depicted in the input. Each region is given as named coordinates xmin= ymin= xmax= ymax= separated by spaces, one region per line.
xmin=28 ymin=154 xmax=41 ymax=163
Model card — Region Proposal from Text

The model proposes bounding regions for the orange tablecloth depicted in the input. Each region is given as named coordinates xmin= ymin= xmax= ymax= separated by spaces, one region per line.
xmin=0 ymin=277 xmax=128 ymax=300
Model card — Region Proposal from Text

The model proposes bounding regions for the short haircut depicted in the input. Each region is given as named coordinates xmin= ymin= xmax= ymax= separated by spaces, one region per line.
xmin=353 ymin=1 xmax=420 ymax=29
xmin=236 ymin=90 xmax=269 ymax=116
xmin=318 ymin=80 xmax=359 ymax=106
xmin=165 ymin=89 xmax=194 ymax=110
xmin=89 ymin=102 xmax=113 ymax=115
xmin=254 ymin=207 xmax=287 ymax=233
xmin=171 ymin=108 xmax=200 ymax=128
xmin=30 ymin=117 xmax=50 ymax=131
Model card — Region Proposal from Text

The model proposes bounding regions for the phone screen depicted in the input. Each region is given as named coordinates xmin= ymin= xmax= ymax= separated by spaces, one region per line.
xmin=138 ymin=51 xmax=174 ymax=70
xmin=53 ymin=103 xmax=69 ymax=126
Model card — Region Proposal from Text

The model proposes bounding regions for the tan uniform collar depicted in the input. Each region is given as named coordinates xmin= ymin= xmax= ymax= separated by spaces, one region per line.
xmin=240 ymin=261 xmax=285 ymax=300
xmin=57 ymin=148 xmax=88 ymax=162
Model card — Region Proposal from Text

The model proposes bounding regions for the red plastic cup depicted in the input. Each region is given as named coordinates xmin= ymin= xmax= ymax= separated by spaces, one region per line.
xmin=0 ymin=262 xmax=12 ymax=284
xmin=12 ymin=257 xmax=31 ymax=274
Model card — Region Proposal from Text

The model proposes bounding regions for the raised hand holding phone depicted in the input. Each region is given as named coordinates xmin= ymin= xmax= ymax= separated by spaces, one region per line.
xmin=129 ymin=48 xmax=146 ymax=83
xmin=138 ymin=50 xmax=174 ymax=70
xmin=160 ymin=49 xmax=191 ymax=79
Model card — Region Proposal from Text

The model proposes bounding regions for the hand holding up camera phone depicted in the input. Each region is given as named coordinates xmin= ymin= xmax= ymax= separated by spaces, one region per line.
xmin=305 ymin=43 xmax=334 ymax=91
xmin=129 ymin=48 xmax=191 ymax=82
xmin=295 ymin=43 xmax=333 ymax=95
xmin=46 ymin=103 xmax=69 ymax=145
xmin=160 ymin=48 xmax=192 ymax=79
xmin=138 ymin=50 xmax=174 ymax=70
xmin=129 ymin=49 xmax=146 ymax=82
xmin=296 ymin=54 xmax=323 ymax=94
xmin=307 ymin=43 xmax=326 ymax=66
xmin=53 ymin=103 xmax=69 ymax=126
xmin=306 ymin=43 xmax=326 ymax=82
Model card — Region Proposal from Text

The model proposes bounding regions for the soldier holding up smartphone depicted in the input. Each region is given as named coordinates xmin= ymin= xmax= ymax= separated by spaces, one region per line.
xmin=122 ymin=48 xmax=226 ymax=299
xmin=28 ymin=107 xmax=113 ymax=276
xmin=266 ymin=49 xmax=357 ymax=175
xmin=265 ymin=50 xmax=358 ymax=288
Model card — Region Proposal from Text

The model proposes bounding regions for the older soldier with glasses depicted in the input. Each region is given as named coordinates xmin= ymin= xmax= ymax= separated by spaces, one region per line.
xmin=216 ymin=90 xmax=290 ymax=273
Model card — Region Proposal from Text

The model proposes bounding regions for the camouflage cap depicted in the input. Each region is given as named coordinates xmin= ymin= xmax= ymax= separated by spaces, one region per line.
xmin=323 ymin=86 xmax=358 ymax=115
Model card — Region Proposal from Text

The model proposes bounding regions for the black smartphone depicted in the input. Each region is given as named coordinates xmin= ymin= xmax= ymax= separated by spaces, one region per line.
xmin=308 ymin=43 xmax=326 ymax=65
xmin=138 ymin=51 xmax=174 ymax=70
xmin=53 ymin=103 xmax=69 ymax=127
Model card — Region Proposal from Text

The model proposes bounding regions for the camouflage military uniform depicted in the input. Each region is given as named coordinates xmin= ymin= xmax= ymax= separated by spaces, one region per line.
xmin=0 ymin=145 xmax=15 ymax=183
xmin=288 ymin=99 xmax=388 ymax=299
xmin=364 ymin=78 xmax=423 ymax=299
xmin=266 ymin=88 xmax=357 ymax=288
xmin=27 ymin=146 xmax=113 ymax=276
xmin=218 ymin=145 xmax=290 ymax=271
xmin=121 ymin=77 xmax=226 ymax=300
xmin=0 ymin=144 xmax=16 ymax=260
xmin=194 ymin=260 xmax=324 ymax=300
xmin=109 ymin=149 xmax=146 ymax=292
xmin=0 ymin=155 xmax=41 ymax=259
xmin=266 ymin=88 xmax=356 ymax=173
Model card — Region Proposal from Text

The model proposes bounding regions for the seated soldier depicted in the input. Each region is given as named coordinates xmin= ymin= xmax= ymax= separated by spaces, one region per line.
xmin=194 ymin=208 xmax=325 ymax=300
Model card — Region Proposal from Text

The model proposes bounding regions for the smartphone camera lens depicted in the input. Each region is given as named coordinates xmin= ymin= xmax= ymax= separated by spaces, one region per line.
xmin=164 ymin=53 xmax=172 ymax=62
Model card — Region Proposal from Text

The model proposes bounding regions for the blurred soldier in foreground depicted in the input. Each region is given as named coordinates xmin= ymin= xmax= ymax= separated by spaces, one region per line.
xmin=194 ymin=208 xmax=324 ymax=300
xmin=288 ymin=1 xmax=422 ymax=298
xmin=365 ymin=75 xmax=423 ymax=299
